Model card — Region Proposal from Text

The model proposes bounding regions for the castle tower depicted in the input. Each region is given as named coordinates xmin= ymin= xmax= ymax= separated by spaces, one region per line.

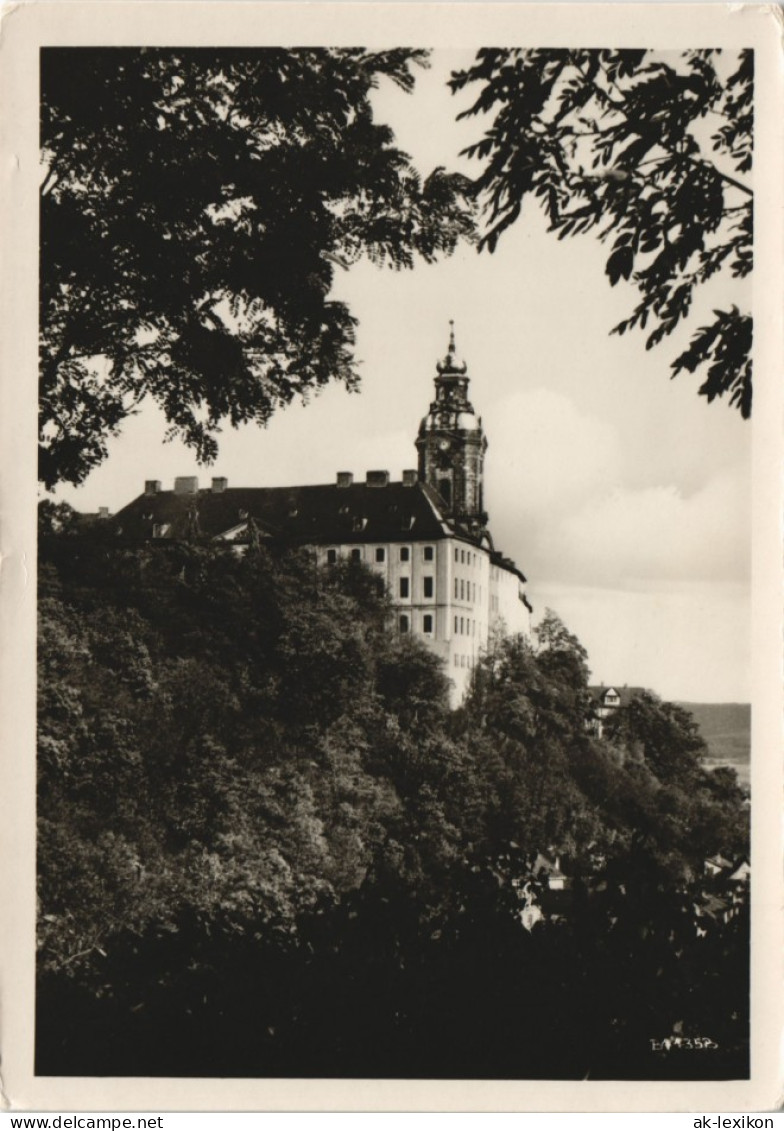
xmin=416 ymin=322 xmax=488 ymax=525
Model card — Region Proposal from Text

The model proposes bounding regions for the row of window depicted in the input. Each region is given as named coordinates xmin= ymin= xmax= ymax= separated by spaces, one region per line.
xmin=454 ymin=547 xmax=480 ymax=568
xmin=397 ymin=613 xmax=479 ymax=638
xmin=453 ymin=577 xmax=480 ymax=603
xmin=399 ymin=614 xmax=434 ymax=635
xmin=327 ymin=545 xmax=435 ymax=564
xmin=398 ymin=576 xmax=434 ymax=599
xmin=453 ymin=654 xmax=476 ymax=669
xmin=454 ymin=615 xmax=477 ymax=637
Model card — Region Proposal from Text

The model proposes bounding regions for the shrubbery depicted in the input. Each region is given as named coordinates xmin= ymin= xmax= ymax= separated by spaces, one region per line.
xmin=37 ymin=522 xmax=748 ymax=1078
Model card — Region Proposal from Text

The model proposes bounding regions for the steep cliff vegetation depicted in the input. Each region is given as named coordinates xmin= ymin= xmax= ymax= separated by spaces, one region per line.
xmin=37 ymin=518 xmax=748 ymax=1078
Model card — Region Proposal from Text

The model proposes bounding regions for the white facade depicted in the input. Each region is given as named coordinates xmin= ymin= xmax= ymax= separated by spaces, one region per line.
xmin=315 ymin=535 xmax=530 ymax=703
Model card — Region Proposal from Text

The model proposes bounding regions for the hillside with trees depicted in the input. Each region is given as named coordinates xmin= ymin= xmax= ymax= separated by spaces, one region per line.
xmin=37 ymin=514 xmax=749 ymax=1079
xmin=676 ymin=702 xmax=751 ymax=785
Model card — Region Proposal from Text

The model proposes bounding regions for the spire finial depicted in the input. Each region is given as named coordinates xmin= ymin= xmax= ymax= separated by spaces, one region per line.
xmin=436 ymin=319 xmax=467 ymax=375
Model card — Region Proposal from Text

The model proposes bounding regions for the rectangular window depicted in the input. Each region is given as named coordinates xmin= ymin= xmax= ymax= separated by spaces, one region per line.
xmin=400 ymin=547 xmax=410 ymax=562
xmin=424 ymin=546 xmax=434 ymax=561
xmin=423 ymin=614 xmax=433 ymax=634
xmin=375 ymin=547 xmax=385 ymax=563
xmin=454 ymin=578 xmax=459 ymax=599
xmin=399 ymin=614 xmax=409 ymax=634
xmin=460 ymin=579 xmax=465 ymax=600
xmin=350 ymin=548 xmax=361 ymax=562
xmin=423 ymin=576 xmax=434 ymax=599
xmin=327 ymin=549 xmax=337 ymax=564
xmin=454 ymin=548 xmax=459 ymax=563
xmin=454 ymin=615 xmax=458 ymax=634
xmin=399 ymin=577 xmax=409 ymax=598
xmin=460 ymin=616 xmax=464 ymax=634
xmin=460 ymin=549 xmax=465 ymax=564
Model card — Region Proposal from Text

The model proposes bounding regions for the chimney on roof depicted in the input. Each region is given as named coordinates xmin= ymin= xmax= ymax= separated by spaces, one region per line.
xmin=211 ymin=477 xmax=228 ymax=494
xmin=336 ymin=471 xmax=353 ymax=488
xmin=366 ymin=470 xmax=390 ymax=488
xmin=402 ymin=469 xmax=417 ymax=486
xmin=174 ymin=476 xmax=199 ymax=495
xmin=145 ymin=480 xmax=161 ymax=496
xmin=98 ymin=507 xmax=110 ymax=520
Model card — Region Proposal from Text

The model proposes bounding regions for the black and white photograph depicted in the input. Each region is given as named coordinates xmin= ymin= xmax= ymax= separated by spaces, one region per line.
xmin=2 ymin=0 xmax=782 ymax=1113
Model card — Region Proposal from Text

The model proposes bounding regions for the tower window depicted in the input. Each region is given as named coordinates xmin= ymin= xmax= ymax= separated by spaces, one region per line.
xmin=399 ymin=614 xmax=409 ymax=634
xmin=375 ymin=547 xmax=386 ymax=563
xmin=327 ymin=549 xmax=337 ymax=564
xmin=423 ymin=614 xmax=433 ymax=634
xmin=400 ymin=547 xmax=410 ymax=562
xmin=350 ymin=548 xmax=361 ymax=562
xmin=438 ymin=479 xmax=452 ymax=506
xmin=424 ymin=546 xmax=434 ymax=561
xmin=423 ymin=576 xmax=434 ymax=599
xmin=399 ymin=577 xmax=409 ymax=598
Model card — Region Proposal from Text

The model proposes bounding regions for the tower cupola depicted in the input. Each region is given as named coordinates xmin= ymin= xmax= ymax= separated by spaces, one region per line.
xmin=416 ymin=322 xmax=488 ymax=524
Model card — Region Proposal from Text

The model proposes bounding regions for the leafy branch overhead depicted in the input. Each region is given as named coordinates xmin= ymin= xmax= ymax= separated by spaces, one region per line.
xmin=40 ymin=48 xmax=475 ymax=487
xmin=451 ymin=48 xmax=753 ymax=416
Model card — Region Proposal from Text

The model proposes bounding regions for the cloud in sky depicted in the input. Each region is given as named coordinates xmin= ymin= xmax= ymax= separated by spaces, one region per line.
xmin=485 ymin=389 xmax=750 ymax=590
xmin=533 ymin=581 xmax=751 ymax=702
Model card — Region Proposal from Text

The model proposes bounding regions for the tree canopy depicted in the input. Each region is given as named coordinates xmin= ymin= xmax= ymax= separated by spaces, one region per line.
xmin=40 ymin=48 xmax=474 ymax=487
xmin=37 ymin=524 xmax=748 ymax=1078
xmin=451 ymin=49 xmax=753 ymax=415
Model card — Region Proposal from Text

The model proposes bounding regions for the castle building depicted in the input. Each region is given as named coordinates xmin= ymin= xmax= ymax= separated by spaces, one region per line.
xmin=113 ymin=326 xmax=531 ymax=702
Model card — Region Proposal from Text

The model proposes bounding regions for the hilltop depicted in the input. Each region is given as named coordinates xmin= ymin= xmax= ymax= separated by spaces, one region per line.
xmin=677 ymin=702 xmax=751 ymax=786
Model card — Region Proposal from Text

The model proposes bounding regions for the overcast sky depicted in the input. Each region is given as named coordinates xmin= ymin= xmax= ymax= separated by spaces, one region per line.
xmin=53 ymin=50 xmax=752 ymax=703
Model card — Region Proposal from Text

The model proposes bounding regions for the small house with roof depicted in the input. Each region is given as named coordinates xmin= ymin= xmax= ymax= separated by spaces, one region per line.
xmin=587 ymin=684 xmax=647 ymax=737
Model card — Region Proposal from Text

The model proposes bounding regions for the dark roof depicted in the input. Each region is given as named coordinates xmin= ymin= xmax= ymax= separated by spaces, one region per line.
xmin=112 ymin=477 xmax=501 ymax=550
xmin=588 ymin=685 xmax=647 ymax=707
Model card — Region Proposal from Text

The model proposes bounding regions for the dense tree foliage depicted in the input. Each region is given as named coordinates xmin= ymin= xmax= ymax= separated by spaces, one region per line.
xmin=451 ymin=49 xmax=753 ymax=415
xmin=37 ymin=525 xmax=748 ymax=1078
xmin=40 ymin=48 xmax=474 ymax=487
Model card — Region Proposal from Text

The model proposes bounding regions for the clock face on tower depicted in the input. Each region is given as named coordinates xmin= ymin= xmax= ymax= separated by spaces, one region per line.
xmin=438 ymin=439 xmax=450 ymax=452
